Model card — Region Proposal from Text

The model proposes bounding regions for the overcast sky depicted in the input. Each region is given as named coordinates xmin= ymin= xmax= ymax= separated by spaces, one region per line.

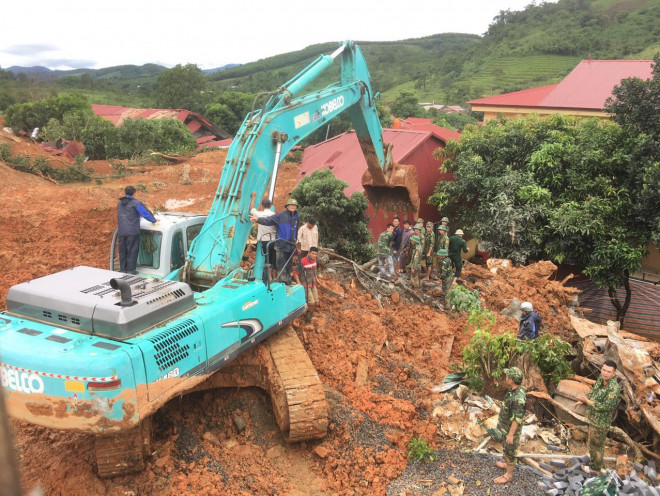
xmin=1 ymin=0 xmax=555 ymax=70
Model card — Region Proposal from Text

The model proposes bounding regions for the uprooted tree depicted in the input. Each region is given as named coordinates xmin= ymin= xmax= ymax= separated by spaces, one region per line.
xmin=430 ymin=112 xmax=657 ymax=327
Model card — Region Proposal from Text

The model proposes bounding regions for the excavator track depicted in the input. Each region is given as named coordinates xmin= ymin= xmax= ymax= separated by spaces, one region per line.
xmin=94 ymin=418 xmax=151 ymax=478
xmin=264 ymin=326 xmax=328 ymax=442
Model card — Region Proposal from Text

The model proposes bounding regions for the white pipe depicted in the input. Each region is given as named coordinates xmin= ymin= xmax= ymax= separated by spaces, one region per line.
xmin=330 ymin=45 xmax=346 ymax=60
xmin=268 ymin=141 xmax=283 ymax=201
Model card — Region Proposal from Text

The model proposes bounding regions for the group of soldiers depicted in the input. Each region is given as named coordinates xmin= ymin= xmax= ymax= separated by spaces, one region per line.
xmin=376 ymin=216 xmax=469 ymax=309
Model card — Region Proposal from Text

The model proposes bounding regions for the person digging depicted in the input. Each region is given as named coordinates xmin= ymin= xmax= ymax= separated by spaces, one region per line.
xmin=489 ymin=367 xmax=527 ymax=485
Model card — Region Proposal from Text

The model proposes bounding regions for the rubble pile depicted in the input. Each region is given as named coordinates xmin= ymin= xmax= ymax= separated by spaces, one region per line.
xmin=534 ymin=456 xmax=660 ymax=495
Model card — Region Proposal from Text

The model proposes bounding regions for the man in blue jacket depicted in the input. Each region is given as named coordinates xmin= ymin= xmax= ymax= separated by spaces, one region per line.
xmin=117 ymin=186 xmax=157 ymax=274
xmin=251 ymin=198 xmax=299 ymax=284
xmin=518 ymin=301 xmax=542 ymax=340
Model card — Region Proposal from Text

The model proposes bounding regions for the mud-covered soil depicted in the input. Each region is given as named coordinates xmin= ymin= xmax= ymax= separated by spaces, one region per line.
xmin=1 ymin=135 xmax=581 ymax=495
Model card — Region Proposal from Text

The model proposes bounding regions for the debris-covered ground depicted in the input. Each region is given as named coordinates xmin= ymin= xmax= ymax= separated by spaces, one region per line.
xmin=0 ymin=130 xmax=646 ymax=495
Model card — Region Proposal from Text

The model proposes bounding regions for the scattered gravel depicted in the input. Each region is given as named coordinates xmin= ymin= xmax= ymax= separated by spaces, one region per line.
xmin=386 ymin=449 xmax=544 ymax=495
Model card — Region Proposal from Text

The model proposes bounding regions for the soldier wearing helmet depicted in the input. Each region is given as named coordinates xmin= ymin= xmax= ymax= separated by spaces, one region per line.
xmin=448 ymin=228 xmax=469 ymax=282
xmin=518 ymin=301 xmax=542 ymax=340
xmin=422 ymin=221 xmax=436 ymax=281
xmin=493 ymin=367 xmax=527 ymax=485
xmin=408 ymin=234 xmax=423 ymax=288
xmin=436 ymin=248 xmax=453 ymax=309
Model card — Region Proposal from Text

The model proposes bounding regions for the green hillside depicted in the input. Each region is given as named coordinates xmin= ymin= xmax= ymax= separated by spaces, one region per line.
xmin=2 ymin=0 xmax=660 ymax=116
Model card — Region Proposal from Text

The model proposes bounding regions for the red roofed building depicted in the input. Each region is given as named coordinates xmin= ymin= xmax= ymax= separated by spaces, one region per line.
xmin=91 ymin=104 xmax=232 ymax=150
xmin=298 ymin=123 xmax=460 ymax=239
xmin=469 ymin=59 xmax=654 ymax=121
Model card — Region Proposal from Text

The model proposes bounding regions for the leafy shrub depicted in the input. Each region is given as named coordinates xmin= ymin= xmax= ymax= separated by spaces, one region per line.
xmin=447 ymin=285 xmax=482 ymax=313
xmin=41 ymin=111 xmax=116 ymax=160
xmin=291 ymin=169 xmax=376 ymax=263
xmin=407 ymin=438 xmax=436 ymax=463
xmin=462 ymin=327 xmax=572 ymax=391
xmin=0 ymin=146 xmax=91 ymax=183
xmin=0 ymin=143 xmax=11 ymax=162
xmin=104 ymin=118 xmax=196 ymax=159
xmin=4 ymin=94 xmax=90 ymax=131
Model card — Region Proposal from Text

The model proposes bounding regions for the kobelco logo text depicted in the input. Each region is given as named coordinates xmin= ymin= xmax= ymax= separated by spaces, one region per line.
xmin=1 ymin=366 xmax=45 ymax=394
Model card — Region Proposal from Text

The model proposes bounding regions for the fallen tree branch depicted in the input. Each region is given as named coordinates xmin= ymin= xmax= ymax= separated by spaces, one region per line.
xmin=527 ymin=391 xmax=648 ymax=462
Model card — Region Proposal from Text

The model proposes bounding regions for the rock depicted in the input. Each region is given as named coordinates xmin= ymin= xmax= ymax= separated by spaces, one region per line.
xmin=202 ymin=431 xmax=219 ymax=444
xmin=454 ymin=384 xmax=470 ymax=403
xmin=391 ymin=291 xmax=400 ymax=304
xmin=616 ymin=454 xmax=629 ymax=477
xmin=232 ymin=412 xmax=247 ymax=433
xmin=313 ymin=445 xmax=330 ymax=459
xmin=355 ymin=355 xmax=369 ymax=387
xmin=500 ymin=298 xmax=522 ymax=319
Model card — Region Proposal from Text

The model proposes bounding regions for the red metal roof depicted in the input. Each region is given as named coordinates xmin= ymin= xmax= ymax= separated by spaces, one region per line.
xmin=469 ymin=60 xmax=654 ymax=111
xmin=91 ymin=104 xmax=232 ymax=142
xmin=397 ymin=118 xmax=461 ymax=142
xmin=469 ymin=85 xmax=558 ymax=107
xmin=300 ymin=129 xmax=430 ymax=195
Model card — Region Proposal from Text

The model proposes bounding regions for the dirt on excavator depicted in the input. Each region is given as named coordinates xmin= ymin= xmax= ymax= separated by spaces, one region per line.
xmin=0 ymin=133 xmax=579 ymax=495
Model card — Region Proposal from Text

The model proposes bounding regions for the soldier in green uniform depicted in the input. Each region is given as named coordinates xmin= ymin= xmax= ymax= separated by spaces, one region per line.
xmin=574 ymin=360 xmax=620 ymax=473
xmin=406 ymin=223 xmax=424 ymax=269
xmin=493 ymin=367 xmax=526 ymax=485
xmin=448 ymin=228 xmax=469 ymax=282
xmin=422 ymin=221 xmax=436 ymax=281
xmin=377 ymin=223 xmax=395 ymax=281
xmin=437 ymin=248 xmax=453 ymax=309
xmin=408 ymin=235 xmax=423 ymax=289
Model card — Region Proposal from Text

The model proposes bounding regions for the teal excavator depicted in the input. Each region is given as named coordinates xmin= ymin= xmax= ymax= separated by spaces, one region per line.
xmin=0 ymin=41 xmax=418 ymax=477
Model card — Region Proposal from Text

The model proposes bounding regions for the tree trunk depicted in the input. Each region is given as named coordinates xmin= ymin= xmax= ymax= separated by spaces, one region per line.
xmin=608 ymin=286 xmax=623 ymax=326
xmin=608 ymin=270 xmax=632 ymax=329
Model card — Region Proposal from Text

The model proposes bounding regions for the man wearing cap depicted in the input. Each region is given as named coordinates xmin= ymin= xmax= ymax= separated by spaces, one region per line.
xmin=390 ymin=216 xmax=402 ymax=276
xmin=408 ymin=234 xmax=423 ymax=288
xmin=437 ymin=248 xmax=453 ymax=309
xmin=441 ymin=216 xmax=449 ymax=228
xmin=574 ymin=360 xmax=620 ymax=473
xmin=251 ymin=198 xmax=299 ymax=284
xmin=407 ymin=223 xmax=424 ymax=269
xmin=518 ymin=301 xmax=542 ymax=340
xmin=493 ymin=367 xmax=527 ymax=485
xmin=448 ymin=229 xmax=469 ymax=281
xmin=117 ymin=185 xmax=157 ymax=274
xmin=422 ymin=221 xmax=436 ymax=281
xmin=398 ymin=220 xmax=413 ymax=269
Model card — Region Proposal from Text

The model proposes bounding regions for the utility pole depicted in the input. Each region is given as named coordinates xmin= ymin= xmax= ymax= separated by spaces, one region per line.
xmin=0 ymin=391 xmax=22 ymax=496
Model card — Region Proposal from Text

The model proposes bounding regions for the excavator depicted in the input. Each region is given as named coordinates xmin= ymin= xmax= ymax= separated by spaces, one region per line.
xmin=0 ymin=41 xmax=418 ymax=477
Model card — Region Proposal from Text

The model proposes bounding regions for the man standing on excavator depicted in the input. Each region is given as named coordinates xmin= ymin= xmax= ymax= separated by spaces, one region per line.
xmin=117 ymin=185 xmax=157 ymax=274
xmin=251 ymin=198 xmax=299 ymax=284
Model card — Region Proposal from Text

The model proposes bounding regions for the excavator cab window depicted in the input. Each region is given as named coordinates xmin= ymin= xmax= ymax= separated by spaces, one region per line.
xmin=186 ymin=223 xmax=203 ymax=249
xmin=137 ymin=230 xmax=162 ymax=269
xmin=170 ymin=230 xmax=185 ymax=272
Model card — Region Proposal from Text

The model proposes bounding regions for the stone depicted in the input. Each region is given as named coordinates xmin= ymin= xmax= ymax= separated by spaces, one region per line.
xmin=202 ymin=431 xmax=219 ymax=444
xmin=551 ymin=459 xmax=567 ymax=468
xmin=232 ymin=412 xmax=247 ymax=433
xmin=313 ymin=446 xmax=330 ymax=459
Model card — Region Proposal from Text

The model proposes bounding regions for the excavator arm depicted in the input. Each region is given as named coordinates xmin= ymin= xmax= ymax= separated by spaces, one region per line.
xmin=182 ymin=41 xmax=418 ymax=289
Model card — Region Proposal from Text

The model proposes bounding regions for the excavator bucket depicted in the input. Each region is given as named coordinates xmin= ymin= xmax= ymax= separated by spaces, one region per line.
xmin=360 ymin=141 xmax=420 ymax=217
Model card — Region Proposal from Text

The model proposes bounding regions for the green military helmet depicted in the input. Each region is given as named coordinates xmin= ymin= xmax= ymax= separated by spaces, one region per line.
xmin=437 ymin=248 xmax=448 ymax=256
xmin=437 ymin=225 xmax=448 ymax=232
xmin=504 ymin=367 xmax=523 ymax=385
xmin=285 ymin=198 xmax=299 ymax=207
xmin=410 ymin=235 xmax=421 ymax=244
xmin=441 ymin=217 xmax=449 ymax=222
xmin=425 ymin=221 xmax=433 ymax=228
xmin=413 ymin=223 xmax=423 ymax=230
xmin=416 ymin=218 xmax=424 ymax=225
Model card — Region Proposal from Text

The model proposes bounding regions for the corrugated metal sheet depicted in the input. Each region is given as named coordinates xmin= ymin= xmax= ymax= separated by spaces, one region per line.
xmin=91 ymin=104 xmax=232 ymax=143
xmin=399 ymin=118 xmax=461 ymax=142
xmin=468 ymin=60 xmax=653 ymax=111
xmin=567 ymin=278 xmax=660 ymax=338
xmin=299 ymin=129 xmax=454 ymax=238
xmin=468 ymin=85 xmax=558 ymax=107
xmin=541 ymin=60 xmax=653 ymax=110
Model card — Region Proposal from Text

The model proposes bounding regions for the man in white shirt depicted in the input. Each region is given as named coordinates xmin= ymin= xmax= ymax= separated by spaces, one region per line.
xmin=297 ymin=217 xmax=319 ymax=257
xmin=250 ymin=192 xmax=277 ymax=278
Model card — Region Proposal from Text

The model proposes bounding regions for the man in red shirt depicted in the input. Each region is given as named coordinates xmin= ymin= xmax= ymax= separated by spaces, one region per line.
xmin=300 ymin=247 xmax=320 ymax=309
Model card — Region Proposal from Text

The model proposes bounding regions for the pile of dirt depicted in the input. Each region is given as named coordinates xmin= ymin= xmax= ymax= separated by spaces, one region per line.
xmin=1 ymin=137 xmax=580 ymax=495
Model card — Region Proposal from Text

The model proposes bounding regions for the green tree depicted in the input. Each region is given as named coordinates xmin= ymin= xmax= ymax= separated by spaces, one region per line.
xmin=432 ymin=114 xmax=651 ymax=326
xmin=390 ymin=91 xmax=426 ymax=119
xmin=204 ymin=91 xmax=254 ymax=134
xmin=291 ymin=169 xmax=375 ymax=262
xmin=41 ymin=110 xmax=116 ymax=160
xmin=153 ymin=64 xmax=209 ymax=114
xmin=605 ymin=55 xmax=660 ymax=245
xmin=4 ymin=94 xmax=89 ymax=131
xmin=104 ymin=118 xmax=196 ymax=159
